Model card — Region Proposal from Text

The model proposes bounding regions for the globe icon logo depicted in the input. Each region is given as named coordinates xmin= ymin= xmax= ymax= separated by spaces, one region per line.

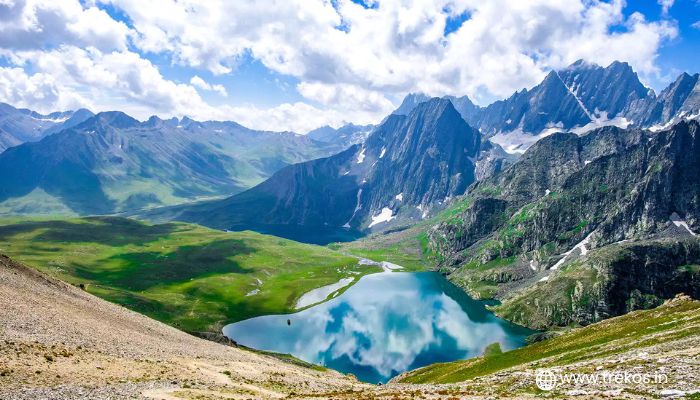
xmin=535 ymin=369 xmax=557 ymax=391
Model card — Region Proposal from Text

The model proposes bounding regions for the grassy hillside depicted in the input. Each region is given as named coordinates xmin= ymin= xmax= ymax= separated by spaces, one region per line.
xmin=0 ymin=216 xmax=379 ymax=333
xmin=398 ymin=295 xmax=700 ymax=385
xmin=332 ymin=226 xmax=429 ymax=271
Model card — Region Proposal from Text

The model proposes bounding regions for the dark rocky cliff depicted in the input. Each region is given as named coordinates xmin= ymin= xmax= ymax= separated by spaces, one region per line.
xmin=177 ymin=98 xmax=483 ymax=231
xmin=422 ymin=120 xmax=700 ymax=328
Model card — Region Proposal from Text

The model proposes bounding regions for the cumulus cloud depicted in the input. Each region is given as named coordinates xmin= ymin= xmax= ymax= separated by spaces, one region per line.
xmin=0 ymin=66 xmax=87 ymax=111
xmin=0 ymin=46 xmax=361 ymax=132
xmin=658 ymin=0 xmax=674 ymax=15
xmin=0 ymin=0 xmax=683 ymax=131
xmin=189 ymin=75 xmax=227 ymax=97
xmin=0 ymin=0 xmax=130 ymax=51
xmin=101 ymin=0 xmax=677 ymax=106
xmin=1 ymin=46 xmax=211 ymax=117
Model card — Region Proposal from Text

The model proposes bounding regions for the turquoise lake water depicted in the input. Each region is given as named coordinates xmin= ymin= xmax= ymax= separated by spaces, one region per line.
xmin=223 ymin=271 xmax=533 ymax=383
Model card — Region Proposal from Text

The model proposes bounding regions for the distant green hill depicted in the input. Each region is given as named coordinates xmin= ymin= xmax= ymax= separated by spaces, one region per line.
xmin=0 ymin=112 xmax=342 ymax=216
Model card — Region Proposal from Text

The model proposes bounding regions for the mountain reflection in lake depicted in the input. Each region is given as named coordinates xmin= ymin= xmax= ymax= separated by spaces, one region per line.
xmin=223 ymin=272 xmax=533 ymax=383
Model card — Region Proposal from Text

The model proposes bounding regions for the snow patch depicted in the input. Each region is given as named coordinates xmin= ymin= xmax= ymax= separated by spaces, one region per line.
xmin=245 ymin=289 xmax=259 ymax=297
xmin=343 ymin=188 xmax=363 ymax=227
xmin=379 ymin=147 xmax=386 ymax=158
xmin=33 ymin=115 xmax=69 ymax=123
xmin=670 ymin=213 xmax=697 ymax=236
xmin=539 ymin=276 xmax=550 ymax=282
xmin=368 ymin=207 xmax=395 ymax=228
xmin=555 ymin=71 xmax=595 ymax=121
xmin=395 ymin=193 xmax=403 ymax=202
xmin=356 ymin=147 xmax=366 ymax=164
xmin=529 ymin=260 xmax=537 ymax=271
xmin=551 ymin=231 xmax=595 ymax=270
xmin=356 ymin=257 xmax=404 ymax=272
xmin=545 ymin=189 xmax=551 ymax=196
xmin=492 ymin=113 xmax=631 ymax=155
xmin=569 ymin=115 xmax=631 ymax=135
xmin=491 ymin=128 xmax=555 ymax=155
xmin=650 ymin=110 xmax=700 ymax=132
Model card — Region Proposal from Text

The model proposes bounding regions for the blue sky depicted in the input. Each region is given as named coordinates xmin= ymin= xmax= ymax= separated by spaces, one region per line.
xmin=128 ymin=0 xmax=700 ymax=110
xmin=0 ymin=0 xmax=698 ymax=132
xmin=624 ymin=0 xmax=700 ymax=89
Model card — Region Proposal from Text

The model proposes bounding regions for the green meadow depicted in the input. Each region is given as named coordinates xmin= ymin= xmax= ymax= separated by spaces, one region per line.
xmin=0 ymin=216 xmax=380 ymax=333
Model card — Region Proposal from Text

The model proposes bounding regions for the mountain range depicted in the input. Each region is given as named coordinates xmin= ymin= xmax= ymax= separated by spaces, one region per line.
xmin=161 ymin=98 xmax=482 ymax=238
xmin=306 ymin=123 xmax=374 ymax=149
xmin=1 ymin=60 xmax=699 ymax=226
xmin=396 ymin=60 xmax=700 ymax=154
xmin=0 ymin=103 xmax=94 ymax=152
xmin=396 ymin=119 xmax=700 ymax=329
xmin=160 ymin=62 xmax=700 ymax=236
xmin=0 ymin=109 xmax=345 ymax=215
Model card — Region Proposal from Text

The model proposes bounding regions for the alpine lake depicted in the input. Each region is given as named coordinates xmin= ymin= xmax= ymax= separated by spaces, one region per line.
xmin=224 ymin=271 xmax=534 ymax=383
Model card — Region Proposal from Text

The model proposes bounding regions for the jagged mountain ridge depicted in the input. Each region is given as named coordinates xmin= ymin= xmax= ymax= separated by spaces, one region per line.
xmin=422 ymin=120 xmax=700 ymax=328
xmin=625 ymin=72 xmax=700 ymax=128
xmin=171 ymin=98 xmax=482 ymax=231
xmin=0 ymin=102 xmax=94 ymax=152
xmin=0 ymin=110 xmax=342 ymax=215
xmin=396 ymin=60 xmax=699 ymax=151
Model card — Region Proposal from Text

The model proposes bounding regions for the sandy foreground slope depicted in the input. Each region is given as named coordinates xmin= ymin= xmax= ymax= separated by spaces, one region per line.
xmin=2 ymin=253 xmax=699 ymax=399
xmin=0 ymin=254 xmax=370 ymax=399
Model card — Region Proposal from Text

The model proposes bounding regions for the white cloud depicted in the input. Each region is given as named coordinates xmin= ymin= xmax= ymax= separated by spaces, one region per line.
xmin=189 ymin=75 xmax=227 ymax=97
xmin=0 ymin=66 xmax=87 ymax=111
xmin=0 ymin=0 xmax=683 ymax=132
xmin=1 ymin=46 xmax=211 ymax=118
xmin=658 ymin=0 xmax=674 ymax=15
xmin=217 ymin=101 xmax=378 ymax=133
xmin=0 ymin=46 xmax=361 ymax=132
xmin=102 ymin=0 xmax=677 ymax=104
xmin=0 ymin=0 xmax=130 ymax=51
xmin=693 ymin=21 xmax=700 ymax=30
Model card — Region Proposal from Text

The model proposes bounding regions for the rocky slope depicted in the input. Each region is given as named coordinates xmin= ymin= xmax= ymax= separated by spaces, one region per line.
xmin=0 ymin=111 xmax=340 ymax=215
xmin=343 ymin=120 xmax=700 ymax=329
xmin=0 ymin=254 xmax=367 ymax=399
xmin=625 ymin=72 xmax=700 ymax=128
xmin=421 ymin=120 xmax=700 ymax=328
xmin=171 ymin=98 xmax=483 ymax=232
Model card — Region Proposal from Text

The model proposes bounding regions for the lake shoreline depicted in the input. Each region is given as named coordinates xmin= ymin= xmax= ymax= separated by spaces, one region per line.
xmin=223 ymin=271 xmax=535 ymax=383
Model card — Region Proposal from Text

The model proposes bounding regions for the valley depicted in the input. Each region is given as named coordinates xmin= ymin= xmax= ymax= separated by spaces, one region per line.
xmin=0 ymin=216 xmax=382 ymax=333
xmin=1 ymin=53 xmax=700 ymax=399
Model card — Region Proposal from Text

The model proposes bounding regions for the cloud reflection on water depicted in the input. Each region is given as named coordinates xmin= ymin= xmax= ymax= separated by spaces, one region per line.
xmin=223 ymin=272 xmax=530 ymax=383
